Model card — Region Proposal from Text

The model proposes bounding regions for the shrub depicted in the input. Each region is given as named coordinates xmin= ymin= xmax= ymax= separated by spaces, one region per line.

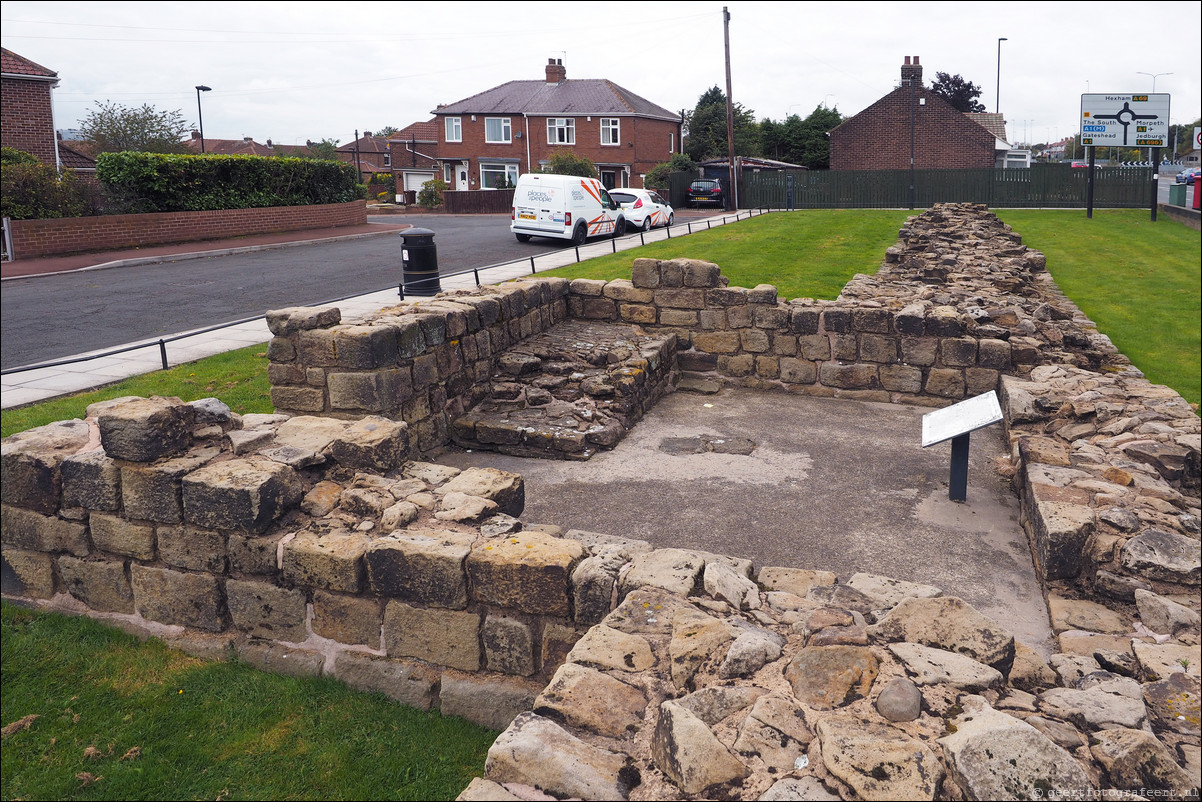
xmin=541 ymin=151 xmax=597 ymax=178
xmin=371 ymin=172 xmax=397 ymax=194
xmin=645 ymin=154 xmax=697 ymax=190
xmin=95 ymin=152 xmax=360 ymax=213
xmin=417 ymin=177 xmax=448 ymax=209
xmin=1 ymin=156 xmax=106 ymax=220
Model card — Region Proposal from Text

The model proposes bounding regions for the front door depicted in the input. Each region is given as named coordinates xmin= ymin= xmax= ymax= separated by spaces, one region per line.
xmin=456 ymin=163 xmax=470 ymax=191
xmin=600 ymin=170 xmax=616 ymax=190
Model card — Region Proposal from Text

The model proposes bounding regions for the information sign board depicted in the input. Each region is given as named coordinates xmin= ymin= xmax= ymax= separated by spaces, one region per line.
xmin=1080 ymin=93 xmax=1170 ymax=148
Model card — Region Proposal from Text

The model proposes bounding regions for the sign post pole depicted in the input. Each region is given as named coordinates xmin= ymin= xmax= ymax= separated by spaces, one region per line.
xmin=949 ymin=433 xmax=970 ymax=502
xmin=921 ymin=391 xmax=1004 ymax=504
xmin=1080 ymin=93 xmax=1170 ymax=221
xmin=1151 ymin=146 xmax=1161 ymax=222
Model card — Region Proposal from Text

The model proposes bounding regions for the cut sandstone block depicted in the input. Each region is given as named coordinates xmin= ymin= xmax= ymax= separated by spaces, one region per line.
xmin=1 ymin=419 xmax=92 ymax=513
xmin=467 ymin=531 xmax=583 ymax=617
xmin=93 ymin=396 xmax=195 ymax=462
xmin=182 ymin=457 xmax=302 ymax=534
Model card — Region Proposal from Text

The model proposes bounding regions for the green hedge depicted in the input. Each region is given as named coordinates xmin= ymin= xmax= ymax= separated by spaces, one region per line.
xmin=95 ymin=152 xmax=360 ymax=213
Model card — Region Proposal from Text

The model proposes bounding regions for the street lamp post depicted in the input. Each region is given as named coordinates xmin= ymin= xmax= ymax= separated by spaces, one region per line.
xmin=195 ymin=85 xmax=212 ymax=153
xmin=1135 ymin=71 xmax=1172 ymax=93
xmin=995 ymin=38 xmax=1007 ymax=114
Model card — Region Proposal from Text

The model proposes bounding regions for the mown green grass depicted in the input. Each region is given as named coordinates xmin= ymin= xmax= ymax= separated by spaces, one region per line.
xmin=542 ymin=209 xmax=915 ymax=299
xmin=1 ymin=602 xmax=498 ymax=801
xmin=1 ymin=343 xmax=274 ymax=440
xmin=995 ymin=209 xmax=1201 ymax=407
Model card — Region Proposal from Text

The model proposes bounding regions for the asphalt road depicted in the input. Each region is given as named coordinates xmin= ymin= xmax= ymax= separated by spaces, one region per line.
xmin=0 ymin=215 xmax=563 ymax=370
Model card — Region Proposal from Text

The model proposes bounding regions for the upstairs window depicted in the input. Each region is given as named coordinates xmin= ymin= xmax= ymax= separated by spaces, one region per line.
xmin=485 ymin=117 xmax=512 ymax=143
xmin=547 ymin=117 xmax=575 ymax=145
xmin=601 ymin=118 xmax=620 ymax=146
xmin=445 ymin=117 xmax=462 ymax=143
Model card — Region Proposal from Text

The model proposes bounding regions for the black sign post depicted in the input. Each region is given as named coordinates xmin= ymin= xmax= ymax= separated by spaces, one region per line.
xmin=921 ymin=391 xmax=1004 ymax=503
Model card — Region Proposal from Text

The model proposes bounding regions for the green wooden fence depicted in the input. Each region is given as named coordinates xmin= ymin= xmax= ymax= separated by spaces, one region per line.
xmin=666 ymin=164 xmax=1155 ymax=210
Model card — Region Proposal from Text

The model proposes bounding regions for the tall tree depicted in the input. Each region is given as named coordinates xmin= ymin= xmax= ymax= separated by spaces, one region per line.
xmin=684 ymin=86 xmax=759 ymax=162
xmin=374 ymin=125 xmax=400 ymax=138
xmin=306 ymin=138 xmax=340 ymax=160
xmin=757 ymin=105 xmax=843 ymax=169
xmin=78 ymin=101 xmax=192 ymax=154
xmin=929 ymin=72 xmax=986 ymax=113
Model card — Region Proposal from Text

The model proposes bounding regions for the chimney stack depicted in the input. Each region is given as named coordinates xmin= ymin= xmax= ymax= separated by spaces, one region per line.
xmin=901 ymin=55 xmax=923 ymax=87
xmin=545 ymin=57 xmax=566 ymax=84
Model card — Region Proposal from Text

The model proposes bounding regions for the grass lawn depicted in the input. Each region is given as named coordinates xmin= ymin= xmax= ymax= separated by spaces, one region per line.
xmin=994 ymin=209 xmax=1200 ymax=408
xmin=0 ymin=603 xmax=498 ymax=801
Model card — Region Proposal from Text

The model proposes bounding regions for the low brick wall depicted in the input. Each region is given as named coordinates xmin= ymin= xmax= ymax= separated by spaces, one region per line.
xmin=8 ymin=200 xmax=368 ymax=259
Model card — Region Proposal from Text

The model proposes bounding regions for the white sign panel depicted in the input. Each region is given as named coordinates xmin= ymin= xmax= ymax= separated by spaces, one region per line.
xmin=922 ymin=391 xmax=1003 ymax=448
xmin=1080 ymin=93 xmax=1170 ymax=148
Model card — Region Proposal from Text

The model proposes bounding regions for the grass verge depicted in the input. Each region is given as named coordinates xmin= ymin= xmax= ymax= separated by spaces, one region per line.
xmin=1 ymin=602 xmax=497 ymax=801
xmin=541 ymin=209 xmax=914 ymax=299
xmin=1 ymin=344 xmax=274 ymax=440
xmin=995 ymin=209 xmax=1201 ymax=408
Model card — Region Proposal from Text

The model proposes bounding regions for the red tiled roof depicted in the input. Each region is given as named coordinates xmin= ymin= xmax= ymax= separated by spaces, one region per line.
xmin=390 ymin=119 xmax=439 ymax=142
xmin=58 ymin=142 xmax=96 ymax=169
xmin=1 ymin=47 xmax=57 ymax=78
xmin=338 ymin=134 xmax=390 ymax=155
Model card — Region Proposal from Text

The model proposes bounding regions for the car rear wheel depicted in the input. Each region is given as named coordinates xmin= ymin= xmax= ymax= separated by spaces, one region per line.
xmin=570 ymin=224 xmax=587 ymax=246
xmin=515 ymin=233 xmax=531 ymax=243
xmin=641 ymin=217 xmax=651 ymax=232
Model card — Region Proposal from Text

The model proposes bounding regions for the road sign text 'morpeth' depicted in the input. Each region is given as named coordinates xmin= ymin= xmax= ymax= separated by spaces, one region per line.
xmin=1080 ymin=93 xmax=1170 ymax=147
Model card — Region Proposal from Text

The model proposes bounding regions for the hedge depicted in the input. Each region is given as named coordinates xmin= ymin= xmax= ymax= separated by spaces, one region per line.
xmin=95 ymin=152 xmax=361 ymax=213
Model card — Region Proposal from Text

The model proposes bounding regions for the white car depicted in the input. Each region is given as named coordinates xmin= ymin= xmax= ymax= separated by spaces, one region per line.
xmin=608 ymin=188 xmax=673 ymax=232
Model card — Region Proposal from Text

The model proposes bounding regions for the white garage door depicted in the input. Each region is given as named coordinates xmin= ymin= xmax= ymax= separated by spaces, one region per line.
xmin=403 ymin=171 xmax=436 ymax=191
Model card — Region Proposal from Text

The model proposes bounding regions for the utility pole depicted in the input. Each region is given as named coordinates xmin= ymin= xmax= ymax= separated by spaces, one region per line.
xmin=723 ymin=7 xmax=737 ymax=211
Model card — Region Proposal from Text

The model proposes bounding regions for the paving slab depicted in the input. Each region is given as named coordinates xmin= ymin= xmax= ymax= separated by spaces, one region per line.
xmin=437 ymin=387 xmax=1054 ymax=656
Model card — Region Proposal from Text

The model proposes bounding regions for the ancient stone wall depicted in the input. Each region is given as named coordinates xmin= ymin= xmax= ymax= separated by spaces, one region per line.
xmin=270 ymin=204 xmax=1131 ymax=461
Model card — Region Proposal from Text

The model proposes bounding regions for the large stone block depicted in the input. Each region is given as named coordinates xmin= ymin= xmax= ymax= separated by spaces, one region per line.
xmin=692 ymin=331 xmax=741 ymax=355
xmin=226 ymin=578 xmax=307 ymax=640
xmin=335 ymin=324 xmax=397 ymax=369
xmin=483 ymin=614 xmax=536 ymax=676
xmin=265 ymin=306 xmax=341 ymax=336
xmin=326 ymin=416 xmax=411 ymax=471
xmin=819 ymin=363 xmax=877 ymax=389
xmin=860 ymin=334 xmax=898 ymax=364
xmin=364 ymin=529 xmax=472 ymax=608
xmin=485 ymin=712 xmax=632 ymax=799
xmin=93 ymin=396 xmax=195 ymax=462
xmin=654 ymin=288 xmax=706 ymax=309
xmin=121 ymin=449 xmax=216 ymax=524
xmin=281 ymin=529 xmax=370 ymax=592
xmin=879 ymin=364 xmax=924 ymax=393
xmin=130 ymin=564 xmax=223 ymax=631
xmin=1028 ymin=500 xmax=1095 ymax=580
xmin=157 ymin=524 xmax=227 ymax=573
xmin=940 ymin=338 xmax=979 ymax=367
xmin=332 ymin=652 xmax=439 ymax=710
xmin=630 ymin=258 xmax=660 ymax=289
xmin=1 ymin=420 xmax=91 ymax=513
xmin=0 ymin=504 xmax=90 ymax=556
xmin=61 ymin=449 xmax=121 ymax=512
xmin=235 ymin=641 xmax=323 ymax=678
xmin=228 ymin=532 xmax=285 ymax=575
xmin=383 ymin=601 xmax=480 ymax=671
xmin=924 ymin=368 xmax=965 ymax=398
xmin=468 ymin=532 xmax=583 ymax=617
xmin=1 ymin=547 xmax=55 ymax=598
xmin=269 ymin=386 xmax=326 ymax=413
xmin=182 ymin=457 xmax=302 ymax=534
xmin=312 ymin=591 xmax=382 ymax=646
xmin=328 ymin=370 xmax=400 ymax=412
xmin=89 ymin=512 xmax=154 ymax=560
xmin=900 ymin=337 xmax=938 ymax=366
xmin=57 ymin=554 xmax=134 ymax=613
xmin=435 ymin=467 xmax=524 ymax=517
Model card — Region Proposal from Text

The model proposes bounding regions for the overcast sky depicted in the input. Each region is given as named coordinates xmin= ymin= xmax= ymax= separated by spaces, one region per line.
xmin=3 ymin=1 xmax=1200 ymax=151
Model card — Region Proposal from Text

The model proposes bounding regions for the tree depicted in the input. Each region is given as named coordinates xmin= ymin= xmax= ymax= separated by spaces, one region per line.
xmin=306 ymin=138 xmax=340 ymax=160
xmin=417 ymin=176 xmax=448 ymax=209
xmin=78 ymin=101 xmax=192 ymax=154
xmin=684 ymin=86 xmax=759 ymax=162
xmin=929 ymin=72 xmax=986 ymax=113
xmin=541 ymin=151 xmax=596 ymax=177
xmin=645 ymin=153 xmax=697 ymax=190
xmin=374 ymin=125 xmax=400 ymax=138
xmin=757 ymin=106 xmax=843 ymax=169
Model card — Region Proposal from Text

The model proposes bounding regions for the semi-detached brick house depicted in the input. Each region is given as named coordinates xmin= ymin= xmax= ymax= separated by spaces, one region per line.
xmin=829 ymin=56 xmax=1009 ymax=171
xmin=432 ymin=58 xmax=682 ymax=191
xmin=1 ymin=47 xmax=61 ymax=167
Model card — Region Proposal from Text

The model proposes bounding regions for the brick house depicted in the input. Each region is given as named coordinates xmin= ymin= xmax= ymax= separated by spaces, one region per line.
xmin=387 ymin=119 xmax=441 ymax=194
xmin=431 ymin=58 xmax=682 ymax=191
xmin=337 ymin=131 xmax=392 ymax=183
xmin=829 ymin=56 xmax=1007 ymax=171
xmin=1 ymin=47 xmax=62 ymax=167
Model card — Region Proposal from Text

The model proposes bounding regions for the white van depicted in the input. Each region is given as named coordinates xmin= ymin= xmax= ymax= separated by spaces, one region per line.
xmin=510 ymin=173 xmax=627 ymax=245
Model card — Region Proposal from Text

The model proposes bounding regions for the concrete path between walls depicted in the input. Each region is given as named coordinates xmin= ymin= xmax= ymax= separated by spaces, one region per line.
xmin=436 ymin=387 xmax=1055 ymax=658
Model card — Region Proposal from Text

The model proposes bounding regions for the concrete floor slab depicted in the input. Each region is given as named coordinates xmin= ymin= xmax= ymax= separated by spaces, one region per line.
xmin=438 ymin=387 xmax=1054 ymax=656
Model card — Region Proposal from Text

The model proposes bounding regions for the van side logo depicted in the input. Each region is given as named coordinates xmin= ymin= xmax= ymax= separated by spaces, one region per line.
xmin=527 ymin=190 xmax=554 ymax=203
xmin=571 ymin=190 xmax=584 ymax=201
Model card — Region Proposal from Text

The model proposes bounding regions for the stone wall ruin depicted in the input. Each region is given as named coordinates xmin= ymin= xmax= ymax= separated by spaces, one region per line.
xmin=2 ymin=204 xmax=1199 ymax=800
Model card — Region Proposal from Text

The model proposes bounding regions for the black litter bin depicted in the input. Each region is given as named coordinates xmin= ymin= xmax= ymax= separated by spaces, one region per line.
xmin=400 ymin=228 xmax=441 ymax=296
